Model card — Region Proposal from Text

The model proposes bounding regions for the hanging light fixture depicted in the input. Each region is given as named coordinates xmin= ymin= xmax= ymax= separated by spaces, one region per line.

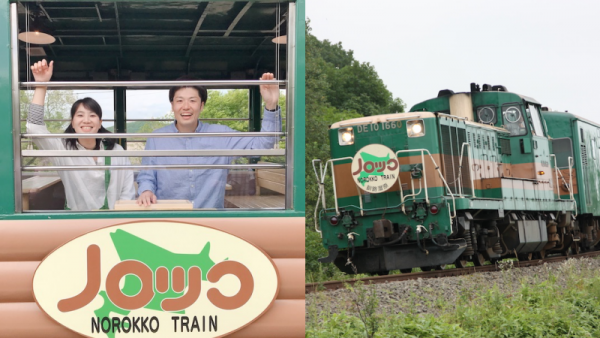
xmin=19 ymin=6 xmax=55 ymax=45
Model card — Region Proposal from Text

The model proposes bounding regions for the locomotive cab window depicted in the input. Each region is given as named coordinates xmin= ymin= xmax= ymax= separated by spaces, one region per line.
xmin=552 ymin=138 xmax=574 ymax=169
xmin=501 ymin=104 xmax=527 ymax=136
xmin=526 ymin=102 xmax=545 ymax=136
xmin=476 ymin=106 xmax=496 ymax=125
xmin=13 ymin=1 xmax=301 ymax=213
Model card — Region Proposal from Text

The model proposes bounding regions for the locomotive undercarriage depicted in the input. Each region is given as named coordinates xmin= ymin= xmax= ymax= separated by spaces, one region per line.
xmin=452 ymin=209 xmax=600 ymax=267
xmin=320 ymin=208 xmax=600 ymax=275
xmin=328 ymin=238 xmax=468 ymax=275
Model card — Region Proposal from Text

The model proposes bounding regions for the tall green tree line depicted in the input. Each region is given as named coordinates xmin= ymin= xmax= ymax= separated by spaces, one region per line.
xmin=305 ymin=22 xmax=406 ymax=281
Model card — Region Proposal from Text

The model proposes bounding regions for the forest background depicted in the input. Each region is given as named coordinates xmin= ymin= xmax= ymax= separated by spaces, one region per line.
xmin=304 ymin=22 xmax=405 ymax=282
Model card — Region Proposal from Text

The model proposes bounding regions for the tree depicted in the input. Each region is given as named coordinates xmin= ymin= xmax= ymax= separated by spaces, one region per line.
xmin=305 ymin=21 xmax=406 ymax=281
xmin=20 ymin=89 xmax=77 ymax=134
xmin=20 ymin=89 xmax=77 ymax=166
xmin=130 ymin=89 xmax=286 ymax=164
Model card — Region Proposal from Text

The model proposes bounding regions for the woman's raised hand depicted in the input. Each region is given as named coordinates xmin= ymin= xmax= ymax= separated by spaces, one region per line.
xmin=31 ymin=59 xmax=54 ymax=83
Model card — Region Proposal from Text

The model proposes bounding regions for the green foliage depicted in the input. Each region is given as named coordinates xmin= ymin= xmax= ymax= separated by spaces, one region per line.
xmin=348 ymin=281 xmax=382 ymax=338
xmin=305 ymin=229 xmax=350 ymax=284
xmin=450 ymin=268 xmax=600 ymax=337
xmin=306 ymin=310 xmax=468 ymax=338
xmin=20 ymin=89 xmax=77 ymax=167
xmin=307 ymin=259 xmax=600 ymax=338
xmin=304 ymin=20 xmax=406 ymax=282
xmin=20 ymin=89 xmax=76 ymax=134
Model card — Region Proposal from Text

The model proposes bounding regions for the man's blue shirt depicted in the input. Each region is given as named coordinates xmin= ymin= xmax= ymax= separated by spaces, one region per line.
xmin=137 ymin=108 xmax=281 ymax=208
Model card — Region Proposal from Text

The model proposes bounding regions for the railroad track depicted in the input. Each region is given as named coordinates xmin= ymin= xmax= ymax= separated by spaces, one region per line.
xmin=305 ymin=251 xmax=600 ymax=294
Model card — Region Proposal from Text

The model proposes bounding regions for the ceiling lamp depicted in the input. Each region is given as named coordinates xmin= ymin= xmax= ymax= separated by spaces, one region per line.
xmin=18 ymin=7 xmax=55 ymax=45
xmin=271 ymin=35 xmax=287 ymax=44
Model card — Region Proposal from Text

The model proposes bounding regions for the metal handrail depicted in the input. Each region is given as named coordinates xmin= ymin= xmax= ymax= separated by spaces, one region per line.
xmin=437 ymin=113 xmax=467 ymax=121
xmin=21 ymin=80 xmax=285 ymax=88
xmin=459 ymin=142 xmax=476 ymax=198
xmin=22 ymin=132 xmax=284 ymax=138
xmin=385 ymin=114 xmax=421 ymax=122
xmin=20 ymin=118 xmax=253 ymax=122
xmin=22 ymin=149 xmax=285 ymax=157
xmin=550 ymin=154 xmax=561 ymax=198
xmin=395 ymin=149 xmax=456 ymax=219
xmin=568 ymin=156 xmax=578 ymax=217
xmin=23 ymin=163 xmax=285 ymax=172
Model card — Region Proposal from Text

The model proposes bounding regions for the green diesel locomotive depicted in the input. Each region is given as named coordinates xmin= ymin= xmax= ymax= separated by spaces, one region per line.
xmin=315 ymin=83 xmax=597 ymax=274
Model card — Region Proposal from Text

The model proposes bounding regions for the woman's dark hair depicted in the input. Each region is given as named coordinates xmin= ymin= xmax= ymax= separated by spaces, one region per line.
xmin=64 ymin=97 xmax=117 ymax=150
xmin=168 ymin=75 xmax=208 ymax=104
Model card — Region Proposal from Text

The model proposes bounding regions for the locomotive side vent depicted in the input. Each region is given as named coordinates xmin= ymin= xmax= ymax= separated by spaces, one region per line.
xmin=500 ymin=139 xmax=511 ymax=155
xmin=581 ymin=145 xmax=588 ymax=166
xmin=440 ymin=125 xmax=472 ymax=195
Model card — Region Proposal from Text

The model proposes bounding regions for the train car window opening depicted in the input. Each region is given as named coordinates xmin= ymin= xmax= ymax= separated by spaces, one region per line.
xmin=552 ymin=138 xmax=574 ymax=169
xmin=526 ymin=103 xmax=544 ymax=137
xmin=13 ymin=0 xmax=297 ymax=213
xmin=501 ymin=104 xmax=527 ymax=136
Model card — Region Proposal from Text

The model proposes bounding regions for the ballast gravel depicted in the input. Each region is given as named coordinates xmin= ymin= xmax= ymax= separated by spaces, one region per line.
xmin=306 ymin=257 xmax=600 ymax=320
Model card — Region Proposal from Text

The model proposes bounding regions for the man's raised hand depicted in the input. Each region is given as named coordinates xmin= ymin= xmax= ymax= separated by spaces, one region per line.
xmin=259 ymin=72 xmax=279 ymax=111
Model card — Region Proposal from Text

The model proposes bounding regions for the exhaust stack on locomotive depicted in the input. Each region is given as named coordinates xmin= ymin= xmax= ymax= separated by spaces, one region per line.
xmin=314 ymin=83 xmax=595 ymax=274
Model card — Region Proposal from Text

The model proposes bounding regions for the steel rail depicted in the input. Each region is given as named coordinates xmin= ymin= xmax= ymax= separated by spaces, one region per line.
xmin=306 ymin=251 xmax=600 ymax=293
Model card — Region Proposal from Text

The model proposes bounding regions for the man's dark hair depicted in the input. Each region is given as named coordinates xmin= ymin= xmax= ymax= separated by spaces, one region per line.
xmin=168 ymin=76 xmax=208 ymax=104
xmin=64 ymin=97 xmax=117 ymax=150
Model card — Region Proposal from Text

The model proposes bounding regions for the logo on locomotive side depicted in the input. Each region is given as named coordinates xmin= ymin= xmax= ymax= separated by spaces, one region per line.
xmin=32 ymin=221 xmax=279 ymax=338
xmin=351 ymin=144 xmax=400 ymax=193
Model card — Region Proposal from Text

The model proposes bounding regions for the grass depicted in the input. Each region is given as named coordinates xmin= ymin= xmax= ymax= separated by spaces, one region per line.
xmin=306 ymin=258 xmax=600 ymax=338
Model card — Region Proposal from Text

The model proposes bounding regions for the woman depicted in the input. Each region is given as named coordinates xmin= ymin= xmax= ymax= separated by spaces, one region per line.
xmin=27 ymin=59 xmax=135 ymax=211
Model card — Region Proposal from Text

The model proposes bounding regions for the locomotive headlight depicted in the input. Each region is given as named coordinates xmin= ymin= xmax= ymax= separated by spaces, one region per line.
xmin=407 ymin=120 xmax=425 ymax=137
xmin=338 ymin=128 xmax=354 ymax=145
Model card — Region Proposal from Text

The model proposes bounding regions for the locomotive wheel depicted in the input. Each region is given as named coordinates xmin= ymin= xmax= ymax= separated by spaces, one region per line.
xmin=454 ymin=259 xmax=468 ymax=269
xmin=535 ymin=250 xmax=546 ymax=259
xmin=375 ymin=271 xmax=389 ymax=276
xmin=400 ymin=268 xmax=413 ymax=273
xmin=571 ymin=242 xmax=581 ymax=255
xmin=473 ymin=253 xmax=486 ymax=266
xmin=421 ymin=265 xmax=445 ymax=271
xmin=518 ymin=253 xmax=533 ymax=261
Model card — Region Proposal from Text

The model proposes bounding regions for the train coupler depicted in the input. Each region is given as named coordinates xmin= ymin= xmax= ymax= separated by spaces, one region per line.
xmin=318 ymin=245 xmax=339 ymax=263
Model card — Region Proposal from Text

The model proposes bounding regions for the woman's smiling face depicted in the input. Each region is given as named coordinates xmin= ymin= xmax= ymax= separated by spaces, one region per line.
xmin=71 ymin=103 xmax=102 ymax=134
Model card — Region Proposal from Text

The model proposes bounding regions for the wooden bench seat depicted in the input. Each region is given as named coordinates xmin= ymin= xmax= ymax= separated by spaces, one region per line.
xmin=225 ymin=164 xmax=285 ymax=209
xmin=22 ymin=176 xmax=62 ymax=210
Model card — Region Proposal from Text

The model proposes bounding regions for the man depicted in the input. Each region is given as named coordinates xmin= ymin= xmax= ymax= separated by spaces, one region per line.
xmin=136 ymin=73 xmax=281 ymax=208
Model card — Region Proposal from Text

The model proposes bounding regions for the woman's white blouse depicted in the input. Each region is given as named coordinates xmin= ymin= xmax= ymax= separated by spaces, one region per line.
xmin=26 ymin=104 xmax=135 ymax=211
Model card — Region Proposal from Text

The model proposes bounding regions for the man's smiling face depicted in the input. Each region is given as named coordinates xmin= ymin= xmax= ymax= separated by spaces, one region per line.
xmin=171 ymin=87 xmax=205 ymax=133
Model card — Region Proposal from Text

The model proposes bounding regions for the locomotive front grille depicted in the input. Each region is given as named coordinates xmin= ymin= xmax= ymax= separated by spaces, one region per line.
xmin=440 ymin=125 xmax=472 ymax=195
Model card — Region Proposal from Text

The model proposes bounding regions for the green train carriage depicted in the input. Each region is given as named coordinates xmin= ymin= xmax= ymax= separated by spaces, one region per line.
xmin=315 ymin=83 xmax=595 ymax=274
xmin=0 ymin=1 xmax=305 ymax=337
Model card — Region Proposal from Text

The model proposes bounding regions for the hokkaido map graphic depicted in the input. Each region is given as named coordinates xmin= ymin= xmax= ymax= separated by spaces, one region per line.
xmin=355 ymin=151 xmax=394 ymax=186
xmin=94 ymin=229 xmax=216 ymax=338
